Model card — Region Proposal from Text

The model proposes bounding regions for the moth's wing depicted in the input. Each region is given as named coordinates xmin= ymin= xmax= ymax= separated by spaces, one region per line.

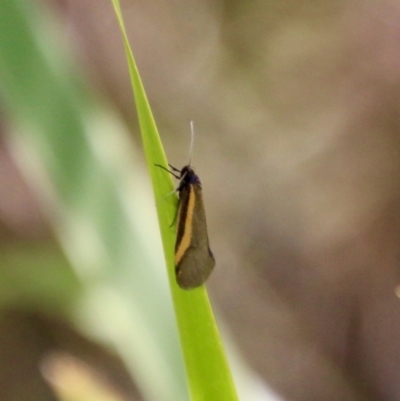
xmin=175 ymin=185 xmax=215 ymax=289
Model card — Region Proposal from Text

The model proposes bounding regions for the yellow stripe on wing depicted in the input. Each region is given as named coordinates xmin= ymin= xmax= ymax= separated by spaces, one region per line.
xmin=175 ymin=186 xmax=196 ymax=265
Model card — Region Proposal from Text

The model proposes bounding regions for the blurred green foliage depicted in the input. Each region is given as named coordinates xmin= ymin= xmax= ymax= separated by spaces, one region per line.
xmin=0 ymin=0 xmax=188 ymax=400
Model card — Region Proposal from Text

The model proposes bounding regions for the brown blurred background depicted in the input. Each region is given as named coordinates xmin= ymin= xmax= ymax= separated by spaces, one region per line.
xmin=2 ymin=0 xmax=400 ymax=400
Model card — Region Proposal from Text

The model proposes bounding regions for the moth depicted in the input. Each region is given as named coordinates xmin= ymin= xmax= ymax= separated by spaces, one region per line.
xmin=156 ymin=123 xmax=215 ymax=289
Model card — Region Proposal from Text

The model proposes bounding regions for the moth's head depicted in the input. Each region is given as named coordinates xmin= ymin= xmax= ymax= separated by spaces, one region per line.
xmin=180 ymin=165 xmax=200 ymax=185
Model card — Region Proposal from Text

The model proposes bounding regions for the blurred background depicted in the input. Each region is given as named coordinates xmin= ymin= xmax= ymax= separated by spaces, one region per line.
xmin=1 ymin=0 xmax=400 ymax=400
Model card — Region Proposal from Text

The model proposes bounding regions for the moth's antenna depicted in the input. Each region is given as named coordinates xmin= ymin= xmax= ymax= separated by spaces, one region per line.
xmin=188 ymin=120 xmax=195 ymax=166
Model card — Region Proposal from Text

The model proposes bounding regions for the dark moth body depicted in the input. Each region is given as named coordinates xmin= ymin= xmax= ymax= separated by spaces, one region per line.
xmin=174 ymin=165 xmax=215 ymax=289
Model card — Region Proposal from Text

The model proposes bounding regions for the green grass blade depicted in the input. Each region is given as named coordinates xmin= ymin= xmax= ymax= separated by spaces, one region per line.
xmin=111 ymin=2 xmax=239 ymax=400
